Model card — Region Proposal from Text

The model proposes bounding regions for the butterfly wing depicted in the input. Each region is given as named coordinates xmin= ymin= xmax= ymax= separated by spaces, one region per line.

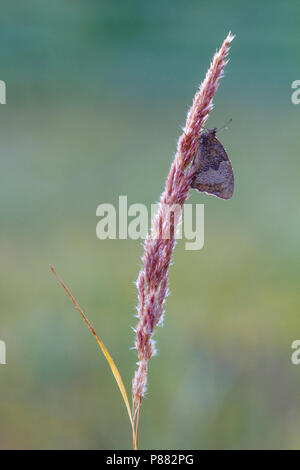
xmin=191 ymin=136 xmax=234 ymax=200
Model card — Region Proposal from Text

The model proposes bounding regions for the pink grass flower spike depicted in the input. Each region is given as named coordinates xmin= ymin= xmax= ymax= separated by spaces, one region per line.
xmin=132 ymin=32 xmax=235 ymax=428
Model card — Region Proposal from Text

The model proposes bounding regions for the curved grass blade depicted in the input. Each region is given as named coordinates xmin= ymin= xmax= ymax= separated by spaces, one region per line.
xmin=49 ymin=264 xmax=136 ymax=447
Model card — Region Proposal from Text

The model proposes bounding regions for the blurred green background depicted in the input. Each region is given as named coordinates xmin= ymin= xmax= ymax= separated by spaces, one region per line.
xmin=1 ymin=0 xmax=300 ymax=449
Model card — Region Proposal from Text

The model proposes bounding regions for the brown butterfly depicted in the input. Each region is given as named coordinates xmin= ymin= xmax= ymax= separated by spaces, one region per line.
xmin=191 ymin=126 xmax=234 ymax=200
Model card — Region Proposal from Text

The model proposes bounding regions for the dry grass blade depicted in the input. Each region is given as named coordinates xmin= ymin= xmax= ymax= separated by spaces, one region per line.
xmin=49 ymin=264 xmax=136 ymax=448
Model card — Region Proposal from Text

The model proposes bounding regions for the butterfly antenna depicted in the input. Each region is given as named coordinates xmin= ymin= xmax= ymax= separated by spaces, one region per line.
xmin=217 ymin=118 xmax=232 ymax=133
